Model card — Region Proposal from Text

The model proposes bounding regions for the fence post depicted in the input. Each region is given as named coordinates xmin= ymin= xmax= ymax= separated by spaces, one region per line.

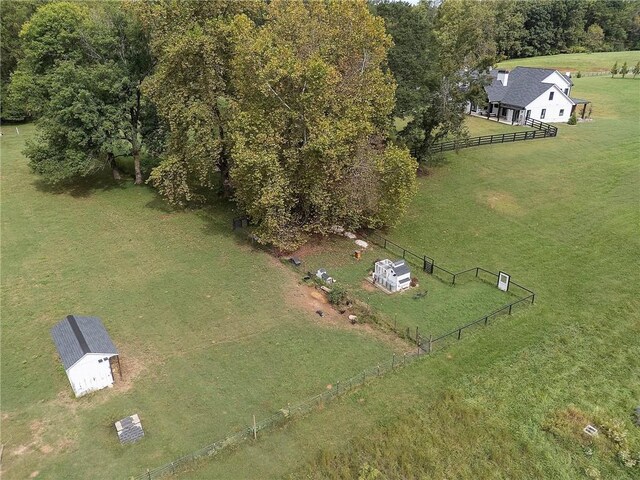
xmin=458 ymin=328 xmax=462 ymax=340
xmin=429 ymin=334 xmax=433 ymax=354
xmin=253 ymin=414 xmax=257 ymax=440
xmin=336 ymin=381 xmax=340 ymax=395
xmin=531 ymin=294 xmax=535 ymax=304
xmin=377 ymin=365 xmax=381 ymax=376
xmin=484 ymin=316 xmax=488 ymax=325
xmin=406 ymin=327 xmax=410 ymax=340
xmin=403 ymin=352 xmax=406 ymax=366
xmin=384 ymin=238 xmax=387 ymax=249
xmin=452 ymin=274 xmax=456 ymax=286
xmin=392 ymin=353 xmax=396 ymax=370
xmin=509 ymin=304 xmax=513 ymax=315
xmin=475 ymin=267 xmax=479 ymax=277
xmin=147 ymin=469 xmax=151 ymax=480
xmin=415 ymin=327 xmax=419 ymax=346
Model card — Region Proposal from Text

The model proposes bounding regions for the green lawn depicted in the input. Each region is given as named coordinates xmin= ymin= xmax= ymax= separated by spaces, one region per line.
xmin=498 ymin=50 xmax=640 ymax=72
xmin=2 ymin=54 xmax=639 ymax=480
xmin=297 ymin=235 xmax=520 ymax=340
xmin=465 ymin=115 xmax=532 ymax=135
xmin=193 ymin=68 xmax=639 ymax=478
xmin=0 ymin=126 xmax=398 ymax=479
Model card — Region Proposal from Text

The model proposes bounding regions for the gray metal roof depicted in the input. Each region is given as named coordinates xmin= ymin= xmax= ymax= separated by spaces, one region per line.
xmin=391 ymin=260 xmax=411 ymax=277
xmin=115 ymin=414 xmax=145 ymax=444
xmin=485 ymin=67 xmax=574 ymax=109
xmin=571 ymin=97 xmax=590 ymax=104
xmin=51 ymin=315 xmax=118 ymax=370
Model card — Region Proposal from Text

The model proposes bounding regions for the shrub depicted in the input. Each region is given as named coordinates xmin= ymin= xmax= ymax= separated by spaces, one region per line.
xmin=576 ymin=71 xmax=582 ymax=78
xmin=328 ymin=284 xmax=349 ymax=306
xmin=567 ymin=113 xmax=577 ymax=125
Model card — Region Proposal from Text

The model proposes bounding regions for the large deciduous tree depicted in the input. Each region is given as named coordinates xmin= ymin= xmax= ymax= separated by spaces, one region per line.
xmin=12 ymin=1 xmax=156 ymax=184
xmin=229 ymin=0 xmax=416 ymax=250
xmin=376 ymin=0 xmax=495 ymax=164
xmin=0 ymin=0 xmax=46 ymax=120
xmin=141 ymin=0 xmax=262 ymax=204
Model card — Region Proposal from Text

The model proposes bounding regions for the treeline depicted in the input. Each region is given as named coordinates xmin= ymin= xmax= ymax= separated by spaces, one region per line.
xmin=1 ymin=0 xmax=637 ymax=250
xmin=488 ymin=0 xmax=640 ymax=58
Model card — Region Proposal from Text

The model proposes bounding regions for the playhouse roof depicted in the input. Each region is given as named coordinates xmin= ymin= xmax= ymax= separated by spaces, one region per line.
xmin=51 ymin=315 xmax=118 ymax=370
xmin=391 ymin=260 xmax=411 ymax=276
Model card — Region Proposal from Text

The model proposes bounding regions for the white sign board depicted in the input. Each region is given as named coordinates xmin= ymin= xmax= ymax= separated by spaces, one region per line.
xmin=497 ymin=271 xmax=510 ymax=292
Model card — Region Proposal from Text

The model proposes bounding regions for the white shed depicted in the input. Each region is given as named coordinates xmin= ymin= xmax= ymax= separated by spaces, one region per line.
xmin=51 ymin=315 xmax=119 ymax=397
xmin=373 ymin=259 xmax=411 ymax=292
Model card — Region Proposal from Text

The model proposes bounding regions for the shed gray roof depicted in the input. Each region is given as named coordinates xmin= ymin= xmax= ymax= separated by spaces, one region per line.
xmin=485 ymin=67 xmax=574 ymax=109
xmin=391 ymin=260 xmax=411 ymax=277
xmin=51 ymin=315 xmax=117 ymax=370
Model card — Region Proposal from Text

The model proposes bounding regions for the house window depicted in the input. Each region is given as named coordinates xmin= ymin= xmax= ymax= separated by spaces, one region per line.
xmin=559 ymin=109 xmax=565 ymax=116
xmin=541 ymin=109 xmax=546 ymax=119
xmin=549 ymin=92 xmax=554 ymax=100
xmin=98 ymin=359 xmax=103 ymax=363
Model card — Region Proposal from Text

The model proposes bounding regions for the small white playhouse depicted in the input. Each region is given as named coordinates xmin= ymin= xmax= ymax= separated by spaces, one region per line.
xmin=373 ymin=259 xmax=411 ymax=292
xmin=51 ymin=315 xmax=119 ymax=397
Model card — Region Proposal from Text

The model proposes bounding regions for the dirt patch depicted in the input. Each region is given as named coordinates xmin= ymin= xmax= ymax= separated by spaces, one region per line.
xmin=39 ymin=445 xmax=54 ymax=454
xmin=542 ymin=406 xmax=595 ymax=445
xmin=310 ymin=290 xmax=328 ymax=302
xmin=361 ymin=280 xmax=377 ymax=292
xmin=286 ymin=280 xmax=412 ymax=352
xmin=29 ymin=471 xmax=40 ymax=478
xmin=10 ymin=444 xmax=30 ymax=456
xmin=477 ymin=190 xmax=522 ymax=216
xmin=110 ymin=347 xmax=150 ymax=394
xmin=289 ymin=235 xmax=338 ymax=259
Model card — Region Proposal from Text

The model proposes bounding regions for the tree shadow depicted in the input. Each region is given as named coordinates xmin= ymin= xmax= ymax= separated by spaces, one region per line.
xmin=143 ymin=188 xmax=251 ymax=248
xmin=144 ymin=194 xmax=175 ymax=214
xmin=32 ymin=171 xmax=130 ymax=198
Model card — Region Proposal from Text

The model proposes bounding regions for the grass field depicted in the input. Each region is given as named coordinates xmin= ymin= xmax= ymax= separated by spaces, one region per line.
xmin=195 ymin=57 xmax=639 ymax=479
xmin=296 ymin=235 xmax=520 ymax=339
xmin=2 ymin=52 xmax=640 ymax=480
xmin=0 ymin=127 xmax=402 ymax=479
xmin=394 ymin=114 xmax=530 ymax=136
xmin=499 ymin=50 xmax=640 ymax=72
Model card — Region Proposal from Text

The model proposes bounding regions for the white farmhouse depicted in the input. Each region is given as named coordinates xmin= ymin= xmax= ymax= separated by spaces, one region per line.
xmin=469 ymin=67 xmax=590 ymax=124
xmin=373 ymin=259 xmax=411 ymax=293
xmin=51 ymin=315 xmax=119 ymax=397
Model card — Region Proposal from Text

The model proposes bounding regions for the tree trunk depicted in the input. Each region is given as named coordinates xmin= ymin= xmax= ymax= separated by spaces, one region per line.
xmin=131 ymin=85 xmax=143 ymax=185
xmin=133 ymin=150 xmax=142 ymax=185
xmin=215 ymin=106 xmax=233 ymax=197
xmin=108 ymin=152 xmax=122 ymax=180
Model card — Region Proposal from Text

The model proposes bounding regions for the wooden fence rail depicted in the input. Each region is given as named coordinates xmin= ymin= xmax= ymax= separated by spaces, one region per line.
xmin=428 ymin=118 xmax=558 ymax=154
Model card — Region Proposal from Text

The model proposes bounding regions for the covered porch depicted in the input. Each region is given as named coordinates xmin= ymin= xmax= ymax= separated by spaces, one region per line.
xmin=469 ymin=101 xmax=526 ymax=125
xmin=571 ymin=98 xmax=592 ymax=119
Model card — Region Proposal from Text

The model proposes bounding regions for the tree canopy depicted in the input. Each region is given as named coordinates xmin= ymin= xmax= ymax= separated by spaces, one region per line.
xmin=5 ymin=0 xmax=639 ymax=249
xmin=229 ymin=0 xmax=416 ymax=249
xmin=12 ymin=1 xmax=156 ymax=184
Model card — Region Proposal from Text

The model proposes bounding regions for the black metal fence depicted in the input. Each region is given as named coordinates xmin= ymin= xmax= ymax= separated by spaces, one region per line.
xmin=428 ymin=118 xmax=558 ymax=154
xmin=134 ymin=348 xmax=425 ymax=480
xmin=365 ymin=232 xmax=536 ymax=352
xmin=133 ymin=234 xmax=536 ymax=480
